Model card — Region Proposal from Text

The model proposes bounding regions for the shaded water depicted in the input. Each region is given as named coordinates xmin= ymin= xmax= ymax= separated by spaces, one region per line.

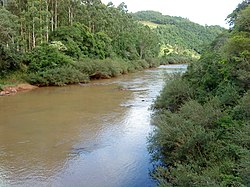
xmin=0 ymin=64 xmax=187 ymax=187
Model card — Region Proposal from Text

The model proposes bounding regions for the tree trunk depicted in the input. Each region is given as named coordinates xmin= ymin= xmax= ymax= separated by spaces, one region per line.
xmin=46 ymin=0 xmax=49 ymax=42
xmin=140 ymin=45 xmax=144 ymax=59
xmin=55 ymin=0 xmax=58 ymax=30
xmin=68 ymin=6 xmax=71 ymax=25
xmin=32 ymin=17 xmax=35 ymax=49
xmin=40 ymin=0 xmax=42 ymax=44
xmin=51 ymin=0 xmax=54 ymax=32
xmin=28 ymin=31 xmax=31 ymax=51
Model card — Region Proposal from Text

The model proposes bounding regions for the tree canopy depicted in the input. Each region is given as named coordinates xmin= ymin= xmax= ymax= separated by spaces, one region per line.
xmin=133 ymin=10 xmax=225 ymax=58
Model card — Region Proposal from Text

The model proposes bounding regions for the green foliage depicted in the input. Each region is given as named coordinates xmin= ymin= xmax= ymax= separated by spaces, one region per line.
xmin=216 ymin=82 xmax=240 ymax=106
xmin=92 ymin=32 xmax=113 ymax=59
xmin=0 ymin=0 xmax=225 ymax=87
xmin=234 ymin=6 xmax=250 ymax=32
xmin=1 ymin=0 xmax=225 ymax=83
xmin=73 ymin=58 xmax=158 ymax=80
xmin=0 ymin=46 xmax=22 ymax=77
xmin=73 ymin=59 xmax=121 ymax=79
xmin=233 ymin=91 xmax=250 ymax=120
xmin=146 ymin=57 xmax=161 ymax=68
xmin=0 ymin=83 xmax=3 ymax=91
xmin=224 ymin=32 xmax=250 ymax=58
xmin=0 ymin=7 xmax=21 ymax=77
xmin=0 ymin=7 xmax=19 ymax=47
xmin=150 ymin=3 xmax=250 ymax=186
xmin=160 ymin=54 xmax=196 ymax=65
xmin=135 ymin=25 xmax=161 ymax=59
xmin=133 ymin=10 xmax=225 ymax=58
xmin=150 ymin=96 xmax=250 ymax=186
xmin=154 ymin=75 xmax=193 ymax=112
xmin=24 ymin=42 xmax=161 ymax=85
xmin=49 ymin=24 xmax=94 ymax=59
xmin=26 ymin=65 xmax=89 ymax=86
xmin=226 ymin=0 xmax=250 ymax=27
xmin=26 ymin=43 xmax=74 ymax=72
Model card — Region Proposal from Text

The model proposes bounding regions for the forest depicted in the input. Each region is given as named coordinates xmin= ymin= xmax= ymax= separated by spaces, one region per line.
xmin=0 ymin=0 xmax=223 ymax=88
xmin=133 ymin=11 xmax=225 ymax=63
xmin=0 ymin=0 xmax=161 ymax=87
xmin=150 ymin=0 xmax=250 ymax=186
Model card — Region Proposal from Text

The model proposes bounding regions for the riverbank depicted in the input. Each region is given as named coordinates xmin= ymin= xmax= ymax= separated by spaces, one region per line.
xmin=1 ymin=58 xmax=162 ymax=96
xmin=0 ymin=57 xmax=190 ymax=96
xmin=148 ymin=3 xmax=250 ymax=184
xmin=0 ymin=84 xmax=38 ymax=96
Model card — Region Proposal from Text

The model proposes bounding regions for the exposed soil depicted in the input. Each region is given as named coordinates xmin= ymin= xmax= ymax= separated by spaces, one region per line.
xmin=0 ymin=84 xmax=38 ymax=96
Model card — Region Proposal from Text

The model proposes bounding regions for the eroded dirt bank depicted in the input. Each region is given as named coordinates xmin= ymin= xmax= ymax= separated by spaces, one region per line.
xmin=0 ymin=84 xmax=38 ymax=96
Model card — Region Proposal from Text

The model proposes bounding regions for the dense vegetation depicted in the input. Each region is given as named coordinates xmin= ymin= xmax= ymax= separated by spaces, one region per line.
xmin=149 ymin=1 xmax=250 ymax=186
xmin=0 ymin=0 xmax=161 ymax=86
xmin=0 ymin=0 xmax=226 ymax=88
xmin=133 ymin=11 xmax=225 ymax=63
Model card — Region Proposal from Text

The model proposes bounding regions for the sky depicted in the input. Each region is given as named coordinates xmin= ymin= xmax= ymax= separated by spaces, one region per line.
xmin=101 ymin=0 xmax=243 ymax=28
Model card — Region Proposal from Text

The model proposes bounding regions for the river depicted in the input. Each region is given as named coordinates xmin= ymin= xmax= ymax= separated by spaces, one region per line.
xmin=0 ymin=64 xmax=187 ymax=187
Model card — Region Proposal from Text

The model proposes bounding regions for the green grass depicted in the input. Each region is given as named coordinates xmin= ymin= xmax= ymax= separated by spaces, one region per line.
xmin=0 ymin=71 xmax=27 ymax=88
xmin=139 ymin=21 xmax=160 ymax=28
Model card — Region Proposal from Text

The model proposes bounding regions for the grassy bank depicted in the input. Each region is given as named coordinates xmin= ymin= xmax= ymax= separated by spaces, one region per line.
xmin=0 ymin=71 xmax=27 ymax=91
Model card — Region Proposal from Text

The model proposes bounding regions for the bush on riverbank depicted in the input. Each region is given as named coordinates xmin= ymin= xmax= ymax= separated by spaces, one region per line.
xmin=149 ymin=2 xmax=250 ymax=186
xmin=150 ymin=91 xmax=250 ymax=186
xmin=153 ymin=74 xmax=193 ymax=112
xmin=24 ymin=52 xmax=160 ymax=86
xmin=26 ymin=65 xmax=89 ymax=86
xmin=159 ymin=54 xmax=197 ymax=65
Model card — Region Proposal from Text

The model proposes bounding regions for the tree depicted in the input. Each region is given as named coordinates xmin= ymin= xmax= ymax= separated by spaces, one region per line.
xmin=226 ymin=0 xmax=250 ymax=27
xmin=234 ymin=5 xmax=250 ymax=32
xmin=0 ymin=7 xmax=19 ymax=48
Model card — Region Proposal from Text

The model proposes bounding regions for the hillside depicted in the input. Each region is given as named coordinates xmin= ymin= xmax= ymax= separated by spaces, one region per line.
xmin=0 ymin=1 xmax=161 ymax=87
xmin=133 ymin=11 xmax=225 ymax=58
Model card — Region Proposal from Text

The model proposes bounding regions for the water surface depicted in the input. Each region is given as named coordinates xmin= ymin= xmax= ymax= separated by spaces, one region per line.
xmin=0 ymin=64 xmax=187 ymax=187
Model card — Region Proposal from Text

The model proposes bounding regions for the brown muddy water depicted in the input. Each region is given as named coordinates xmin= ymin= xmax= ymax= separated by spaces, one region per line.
xmin=0 ymin=64 xmax=187 ymax=187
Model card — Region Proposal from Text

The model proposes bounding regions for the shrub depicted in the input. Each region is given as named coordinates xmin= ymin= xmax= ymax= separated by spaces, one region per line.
xmin=179 ymin=99 xmax=222 ymax=128
xmin=159 ymin=55 xmax=196 ymax=65
xmin=26 ymin=65 xmax=89 ymax=86
xmin=146 ymin=58 xmax=161 ymax=68
xmin=149 ymin=98 xmax=250 ymax=186
xmin=72 ymin=59 xmax=96 ymax=76
xmin=150 ymin=3 xmax=250 ymax=186
xmin=154 ymin=75 xmax=193 ymax=111
xmin=233 ymin=91 xmax=250 ymax=120
xmin=216 ymin=82 xmax=241 ymax=107
xmin=73 ymin=58 xmax=135 ymax=80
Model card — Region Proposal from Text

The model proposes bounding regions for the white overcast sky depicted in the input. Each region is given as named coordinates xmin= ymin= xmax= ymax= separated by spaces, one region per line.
xmin=101 ymin=0 xmax=243 ymax=28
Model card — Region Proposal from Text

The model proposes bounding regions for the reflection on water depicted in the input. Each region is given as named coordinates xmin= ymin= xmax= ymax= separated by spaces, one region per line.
xmin=0 ymin=64 xmax=187 ymax=187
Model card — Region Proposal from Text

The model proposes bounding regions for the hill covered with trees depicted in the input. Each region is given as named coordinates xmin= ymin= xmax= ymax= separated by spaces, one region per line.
xmin=133 ymin=11 xmax=225 ymax=61
xmin=0 ymin=0 xmax=225 ymax=88
xmin=0 ymin=0 xmax=161 ymax=87
xmin=149 ymin=1 xmax=250 ymax=186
